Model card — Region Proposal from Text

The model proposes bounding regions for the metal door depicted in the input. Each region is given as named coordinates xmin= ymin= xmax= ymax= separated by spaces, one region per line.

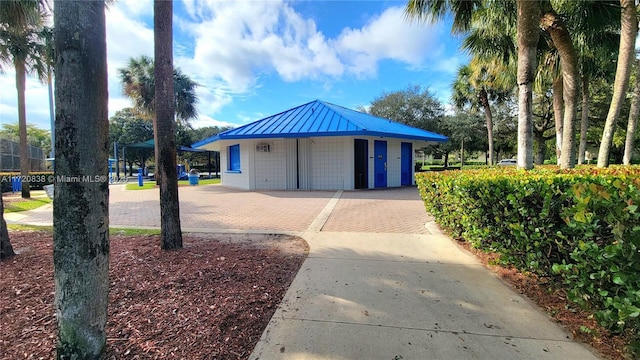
xmin=401 ymin=142 xmax=412 ymax=186
xmin=374 ymin=140 xmax=387 ymax=188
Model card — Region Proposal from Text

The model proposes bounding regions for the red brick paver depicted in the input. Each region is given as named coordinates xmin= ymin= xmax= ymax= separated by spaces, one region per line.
xmin=177 ymin=186 xmax=333 ymax=231
xmin=8 ymin=185 xmax=431 ymax=234
xmin=321 ymin=187 xmax=432 ymax=233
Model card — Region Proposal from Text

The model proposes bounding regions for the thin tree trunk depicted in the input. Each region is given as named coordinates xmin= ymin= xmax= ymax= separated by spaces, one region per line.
xmin=53 ymin=2 xmax=110 ymax=357
xmin=15 ymin=58 xmax=31 ymax=199
xmin=516 ymin=0 xmax=540 ymax=170
xmin=542 ymin=10 xmax=579 ymax=169
xmin=578 ymin=74 xmax=590 ymax=165
xmin=479 ymin=88 xmax=494 ymax=165
xmin=552 ymin=75 xmax=563 ymax=164
xmin=534 ymin=130 xmax=546 ymax=165
xmin=460 ymin=139 xmax=465 ymax=169
xmin=0 ymin=194 xmax=15 ymax=260
xmin=598 ymin=0 xmax=638 ymax=167
xmin=623 ymin=58 xmax=640 ymax=165
xmin=155 ymin=0 xmax=183 ymax=250
xmin=48 ymin=74 xmax=55 ymax=158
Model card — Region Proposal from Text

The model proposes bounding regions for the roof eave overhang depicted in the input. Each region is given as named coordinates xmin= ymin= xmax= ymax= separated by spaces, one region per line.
xmin=208 ymin=131 xmax=448 ymax=142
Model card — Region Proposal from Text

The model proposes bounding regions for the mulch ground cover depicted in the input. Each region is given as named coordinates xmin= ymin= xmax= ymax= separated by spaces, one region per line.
xmin=0 ymin=230 xmax=308 ymax=359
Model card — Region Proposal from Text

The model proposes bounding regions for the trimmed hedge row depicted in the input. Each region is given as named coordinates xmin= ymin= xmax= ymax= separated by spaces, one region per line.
xmin=0 ymin=172 xmax=54 ymax=193
xmin=416 ymin=166 xmax=640 ymax=339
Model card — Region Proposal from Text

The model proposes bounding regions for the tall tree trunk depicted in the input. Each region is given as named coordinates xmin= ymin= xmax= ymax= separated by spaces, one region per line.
xmin=534 ymin=130 xmax=546 ymax=165
xmin=516 ymin=0 xmax=540 ymax=170
xmin=155 ymin=0 xmax=183 ymax=250
xmin=15 ymin=58 xmax=31 ymax=199
xmin=542 ymin=10 xmax=579 ymax=169
xmin=578 ymin=74 xmax=590 ymax=165
xmin=53 ymin=2 xmax=110 ymax=358
xmin=48 ymin=74 xmax=55 ymax=158
xmin=0 ymin=195 xmax=15 ymax=260
xmin=598 ymin=0 xmax=638 ymax=167
xmin=460 ymin=139 xmax=465 ymax=168
xmin=479 ymin=88 xmax=494 ymax=165
xmin=623 ymin=59 xmax=640 ymax=165
xmin=552 ymin=75 xmax=563 ymax=164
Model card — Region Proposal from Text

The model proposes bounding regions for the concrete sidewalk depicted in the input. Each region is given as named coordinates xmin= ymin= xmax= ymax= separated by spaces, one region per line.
xmin=250 ymin=231 xmax=601 ymax=360
xmin=249 ymin=189 xmax=602 ymax=360
xmin=5 ymin=185 xmax=602 ymax=359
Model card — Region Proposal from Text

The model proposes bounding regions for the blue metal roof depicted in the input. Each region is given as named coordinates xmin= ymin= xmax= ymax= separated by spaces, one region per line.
xmin=192 ymin=100 xmax=448 ymax=148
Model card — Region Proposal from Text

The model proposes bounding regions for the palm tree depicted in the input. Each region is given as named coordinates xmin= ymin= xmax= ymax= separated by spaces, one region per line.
xmin=540 ymin=8 xmax=579 ymax=169
xmin=0 ymin=0 xmax=51 ymax=198
xmin=118 ymin=55 xmax=198 ymax=189
xmin=563 ymin=1 xmax=620 ymax=165
xmin=118 ymin=55 xmax=198 ymax=123
xmin=623 ymin=57 xmax=640 ymax=165
xmin=514 ymin=0 xmax=540 ymax=169
xmin=406 ymin=0 xmax=542 ymax=168
xmin=598 ymin=0 xmax=638 ymax=167
xmin=154 ymin=0 xmax=182 ymax=250
xmin=53 ymin=0 xmax=109 ymax=357
xmin=452 ymin=59 xmax=513 ymax=165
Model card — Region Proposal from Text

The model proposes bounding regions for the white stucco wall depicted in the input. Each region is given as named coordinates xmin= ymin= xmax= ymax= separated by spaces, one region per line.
xmin=219 ymin=140 xmax=252 ymax=189
xmin=254 ymin=139 xmax=287 ymax=190
xmin=309 ymin=137 xmax=348 ymax=190
xmin=218 ymin=136 xmax=428 ymax=190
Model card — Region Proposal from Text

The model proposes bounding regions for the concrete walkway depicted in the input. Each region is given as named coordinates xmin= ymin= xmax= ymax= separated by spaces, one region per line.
xmin=5 ymin=184 xmax=602 ymax=359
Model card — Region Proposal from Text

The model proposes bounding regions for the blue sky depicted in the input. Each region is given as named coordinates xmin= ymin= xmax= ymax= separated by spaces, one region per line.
xmin=0 ymin=0 xmax=467 ymax=136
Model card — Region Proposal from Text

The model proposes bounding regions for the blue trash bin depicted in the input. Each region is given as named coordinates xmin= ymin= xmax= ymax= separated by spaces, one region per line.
xmin=11 ymin=176 xmax=21 ymax=192
xmin=188 ymin=169 xmax=199 ymax=186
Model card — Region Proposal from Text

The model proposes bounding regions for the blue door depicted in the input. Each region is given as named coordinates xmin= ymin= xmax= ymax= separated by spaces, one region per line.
xmin=401 ymin=142 xmax=412 ymax=186
xmin=374 ymin=140 xmax=387 ymax=188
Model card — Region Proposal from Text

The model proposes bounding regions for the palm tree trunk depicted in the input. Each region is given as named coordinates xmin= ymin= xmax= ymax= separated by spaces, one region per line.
xmin=460 ymin=139 xmax=465 ymax=168
xmin=542 ymin=10 xmax=579 ymax=169
xmin=0 ymin=194 xmax=15 ymax=260
xmin=516 ymin=0 xmax=540 ymax=170
xmin=598 ymin=0 xmax=638 ymax=167
xmin=479 ymin=88 xmax=495 ymax=165
xmin=48 ymin=74 xmax=55 ymax=158
xmin=14 ymin=58 xmax=31 ymax=198
xmin=53 ymin=1 xmax=110 ymax=357
xmin=552 ymin=75 xmax=563 ymax=164
xmin=534 ymin=130 xmax=546 ymax=165
xmin=155 ymin=0 xmax=183 ymax=250
xmin=578 ymin=74 xmax=590 ymax=165
xmin=623 ymin=58 xmax=640 ymax=165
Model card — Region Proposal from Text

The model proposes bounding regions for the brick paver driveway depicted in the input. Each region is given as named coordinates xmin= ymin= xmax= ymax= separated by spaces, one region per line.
xmin=322 ymin=187 xmax=432 ymax=233
xmin=8 ymin=184 xmax=431 ymax=234
xmin=109 ymin=184 xmax=335 ymax=232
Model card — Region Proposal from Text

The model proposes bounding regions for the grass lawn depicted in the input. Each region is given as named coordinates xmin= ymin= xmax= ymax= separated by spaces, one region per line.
xmin=125 ymin=177 xmax=221 ymax=190
xmin=7 ymin=224 xmax=160 ymax=236
xmin=3 ymin=197 xmax=52 ymax=213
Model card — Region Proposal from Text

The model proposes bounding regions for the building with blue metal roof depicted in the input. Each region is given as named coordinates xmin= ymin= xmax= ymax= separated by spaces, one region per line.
xmin=193 ymin=100 xmax=447 ymax=190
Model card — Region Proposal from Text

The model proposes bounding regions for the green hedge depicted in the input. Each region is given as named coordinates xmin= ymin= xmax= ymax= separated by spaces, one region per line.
xmin=416 ymin=165 xmax=640 ymax=340
xmin=0 ymin=172 xmax=54 ymax=193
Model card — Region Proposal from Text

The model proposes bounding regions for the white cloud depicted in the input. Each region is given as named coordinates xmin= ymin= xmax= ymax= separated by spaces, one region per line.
xmin=190 ymin=114 xmax=237 ymax=129
xmin=336 ymin=7 xmax=444 ymax=73
xmin=181 ymin=2 xmax=445 ymax=93
xmin=434 ymin=56 xmax=465 ymax=75
xmin=0 ymin=1 xmax=453 ymax=131
xmin=105 ymin=4 xmax=154 ymax=118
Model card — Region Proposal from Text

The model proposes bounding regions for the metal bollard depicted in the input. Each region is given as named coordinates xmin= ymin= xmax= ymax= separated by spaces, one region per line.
xmin=138 ymin=168 xmax=144 ymax=187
